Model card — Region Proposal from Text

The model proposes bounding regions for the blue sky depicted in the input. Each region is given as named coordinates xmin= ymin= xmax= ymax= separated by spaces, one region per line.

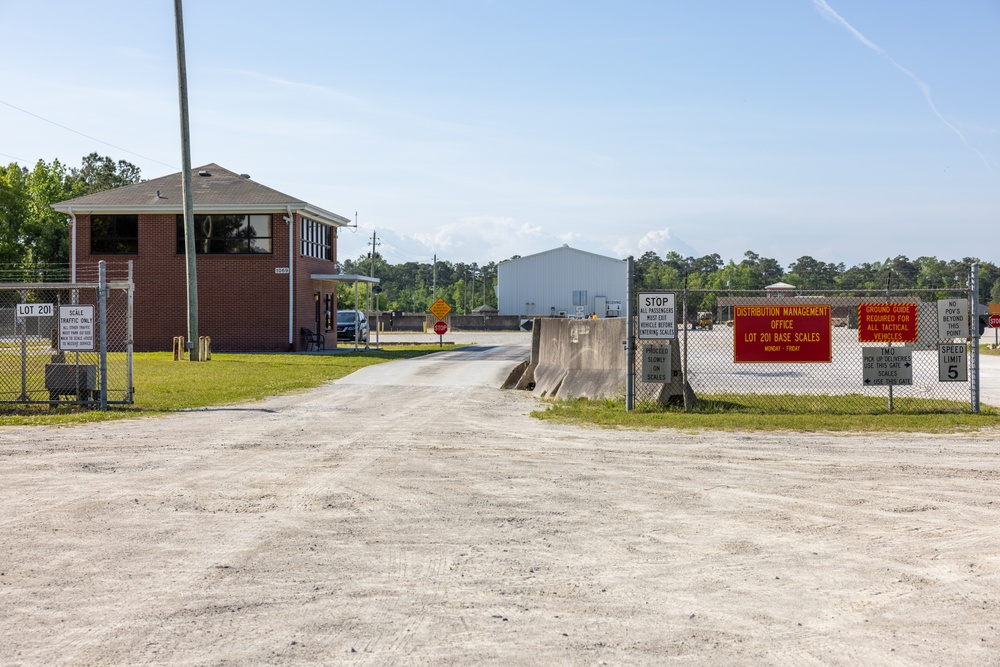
xmin=2 ymin=1 xmax=998 ymax=268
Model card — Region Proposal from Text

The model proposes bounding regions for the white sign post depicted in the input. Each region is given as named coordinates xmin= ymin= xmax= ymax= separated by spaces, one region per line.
xmin=862 ymin=346 xmax=913 ymax=386
xmin=637 ymin=292 xmax=676 ymax=340
xmin=59 ymin=305 xmax=95 ymax=351
xmin=642 ymin=344 xmax=672 ymax=383
xmin=937 ymin=343 xmax=968 ymax=382
xmin=937 ymin=298 xmax=969 ymax=338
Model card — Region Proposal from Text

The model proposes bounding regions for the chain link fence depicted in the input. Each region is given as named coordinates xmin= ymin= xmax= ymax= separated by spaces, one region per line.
xmin=631 ymin=287 xmax=979 ymax=414
xmin=0 ymin=261 xmax=133 ymax=407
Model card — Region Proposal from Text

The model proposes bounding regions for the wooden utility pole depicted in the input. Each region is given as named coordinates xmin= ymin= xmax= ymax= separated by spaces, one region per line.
xmin=174 ymin=0 xmax=199 ymax=360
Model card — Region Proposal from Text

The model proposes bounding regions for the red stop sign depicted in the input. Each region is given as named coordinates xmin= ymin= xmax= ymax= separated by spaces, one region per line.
xmin=990 ymin=314 xmax=1000 ymax=329
xmin=433 ymin=320 xmax=448 ymax=335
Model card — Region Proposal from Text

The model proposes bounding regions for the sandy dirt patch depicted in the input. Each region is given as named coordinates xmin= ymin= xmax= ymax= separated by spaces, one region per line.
xmin=1 ymin=345 xmax=999 ymax=665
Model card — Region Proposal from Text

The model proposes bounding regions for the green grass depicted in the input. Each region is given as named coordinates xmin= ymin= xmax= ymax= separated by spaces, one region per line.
xmin=981 ymin=343 xmax=1000 ymax=356
xmin=533 ymin=394 xmax=1000 ymax=433
xmin=0 ymin=346 xmax=456 ymax=427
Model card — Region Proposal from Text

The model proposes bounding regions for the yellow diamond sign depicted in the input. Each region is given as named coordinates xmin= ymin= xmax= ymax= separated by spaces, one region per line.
xmin=430 ymin=298 xmax=451 ymax=320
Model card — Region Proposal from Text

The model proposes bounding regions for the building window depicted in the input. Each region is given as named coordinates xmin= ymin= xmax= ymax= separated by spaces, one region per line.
xmin=91 ymin=214 xmax=138 ymax=254
xmin=300 ymin=218 xmax=332 ymax=260
xmin=573 ymin=290 xmax=588 ymax=306
xmin=176 ymin=214 xmax=272 ymax=254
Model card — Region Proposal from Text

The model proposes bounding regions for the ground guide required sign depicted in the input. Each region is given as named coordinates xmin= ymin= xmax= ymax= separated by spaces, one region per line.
xmin=637 ymin=292 xmax=676 ymax=340
xmin=733 ymin=304 xmax=831 ymax=363
xmin=857 ymin=303 xmax=918 ymax=343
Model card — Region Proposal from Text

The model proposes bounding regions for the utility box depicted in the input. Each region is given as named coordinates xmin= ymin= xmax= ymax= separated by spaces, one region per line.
xmin=44 ymin=363 xmax=97 ymax=401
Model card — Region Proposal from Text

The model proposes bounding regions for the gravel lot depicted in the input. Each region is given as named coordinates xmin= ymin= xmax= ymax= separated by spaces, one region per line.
xmin=2 ymin=341 xmax=999 ymax=665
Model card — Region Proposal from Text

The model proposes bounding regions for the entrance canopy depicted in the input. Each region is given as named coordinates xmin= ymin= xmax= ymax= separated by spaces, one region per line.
xmin=311 ymin=273 xmax=380 ymax=286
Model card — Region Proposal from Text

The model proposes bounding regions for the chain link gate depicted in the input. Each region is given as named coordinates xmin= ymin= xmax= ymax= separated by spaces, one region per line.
xmin=0 ymin=261 xmax=133 ymax=408
xmin=629 ymin=284 xmax=980 ymax=414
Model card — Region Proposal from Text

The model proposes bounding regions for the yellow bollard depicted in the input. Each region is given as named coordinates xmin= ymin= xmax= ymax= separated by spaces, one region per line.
xmin=173 ymin=336 xmax=185 ymax=361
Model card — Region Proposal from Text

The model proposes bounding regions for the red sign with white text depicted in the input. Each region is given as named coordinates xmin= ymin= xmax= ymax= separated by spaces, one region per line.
xmin=734 ymin=304 xmax=832 ymax=363
xmin=433 ymin=320 xmax=448 ymax=335
xmin=857 ymin=303 xmax=918 ymax=343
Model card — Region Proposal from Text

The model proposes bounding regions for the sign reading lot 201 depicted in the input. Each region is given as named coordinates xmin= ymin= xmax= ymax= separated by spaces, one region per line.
xmin=734 ymin=304 xmax=832 ymax=363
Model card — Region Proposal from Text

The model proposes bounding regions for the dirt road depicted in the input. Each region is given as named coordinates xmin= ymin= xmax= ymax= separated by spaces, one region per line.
xmin=2 ymin=345 xmax=999 ymax=665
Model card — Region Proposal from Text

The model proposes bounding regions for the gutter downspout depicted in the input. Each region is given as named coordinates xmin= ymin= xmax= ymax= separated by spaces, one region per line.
xmin=285 ymin=207 xmax=294 ymax=349
xmin=68 ymin=207 xmax=76 ymax=283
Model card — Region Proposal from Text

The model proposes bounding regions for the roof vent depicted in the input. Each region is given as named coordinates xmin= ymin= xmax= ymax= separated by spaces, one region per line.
xmin=198 ymin=170 xmax=211 ymax=177
xmin=240 ymin=173 xmax=251 ymax=179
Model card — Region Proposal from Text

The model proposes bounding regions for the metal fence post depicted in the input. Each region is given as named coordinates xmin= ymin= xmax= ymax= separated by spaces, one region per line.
xmin=18 ymin=292 xmax=28 ymax=401
xmin=682 ymin=278 xmax=689 ymax=412
xmin=127 ymin=260 xmax=135 ymax=403
xmin=971 ymin=263 xmax=980 ymax=414
xmin=625 ymin=256 xmax=634 ymax=412
xmin=886 ymin=270 xmax=893 ymax=413
xmin=99 ymin=261 xmax=108 ymax=411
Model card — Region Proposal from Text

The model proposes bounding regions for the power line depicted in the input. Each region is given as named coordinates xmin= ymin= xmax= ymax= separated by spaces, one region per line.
xmin=0 ymin=98 xmax=177 ymax=170
xmin=0 ymin=151 xmax=30 ymax=164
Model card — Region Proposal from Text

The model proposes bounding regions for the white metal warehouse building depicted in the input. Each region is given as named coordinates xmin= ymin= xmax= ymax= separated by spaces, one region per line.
xmin=497 ymin=245 xmax=627 ymax=317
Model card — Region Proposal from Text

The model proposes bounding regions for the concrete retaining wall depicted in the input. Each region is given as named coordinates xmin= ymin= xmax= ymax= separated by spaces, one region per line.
xmin=375 ymin=314 xmax=524 ymax=332
xmin=530 ymin=318 xmax=627 ymax=399
xmin=512 ymin=317 xmax=694 ymax=403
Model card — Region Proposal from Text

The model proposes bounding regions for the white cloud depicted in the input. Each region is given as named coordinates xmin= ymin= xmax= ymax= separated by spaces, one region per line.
xmin=612 ymin=227 xmax=697 ymax=259
xmin=339 ymin=215 xmax=576 ymax=265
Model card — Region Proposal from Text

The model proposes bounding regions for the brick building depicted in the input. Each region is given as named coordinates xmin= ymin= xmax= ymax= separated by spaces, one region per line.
xmin=52 ymin=164 xmax=353 ymax=352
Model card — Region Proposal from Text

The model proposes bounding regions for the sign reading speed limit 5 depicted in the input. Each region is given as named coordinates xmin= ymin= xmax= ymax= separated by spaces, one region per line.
xmin=938 ymin=343 xmax=967 ymax=383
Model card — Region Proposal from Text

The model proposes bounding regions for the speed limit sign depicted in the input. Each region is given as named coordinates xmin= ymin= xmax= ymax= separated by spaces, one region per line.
xmin=938 ymin=343 xmax=967 ymax=383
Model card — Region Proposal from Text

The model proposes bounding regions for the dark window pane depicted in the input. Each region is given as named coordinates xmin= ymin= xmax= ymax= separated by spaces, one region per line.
xmin=176 ymin=213 xmax=272 ymax=254
xmin=91 ymin=215 xmax=138 ymax=254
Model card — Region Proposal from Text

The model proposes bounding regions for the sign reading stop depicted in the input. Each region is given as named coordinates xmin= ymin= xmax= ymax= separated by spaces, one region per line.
xmin=990 ymin=314 xmax=1000 ymax=329
xmin=433 ymin=320 xmax=448 ymax=335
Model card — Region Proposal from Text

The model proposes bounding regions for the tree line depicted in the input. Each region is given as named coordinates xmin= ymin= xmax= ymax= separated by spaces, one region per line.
xmin=340 ymin=249 xmax=1000 ymax=316
xmin=3 ymin=154 xmax=997 ymax=310
xmin=335 ymin=254 xmax=499 ymax=315
xmin=0 ymin=153 xmax=141 ymax=276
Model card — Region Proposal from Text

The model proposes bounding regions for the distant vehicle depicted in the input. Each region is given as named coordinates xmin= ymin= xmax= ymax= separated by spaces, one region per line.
xmin=692 ymin=311 xmax=714 ymax=330
xmin=336 ymin=310 xmax=369 ymax=343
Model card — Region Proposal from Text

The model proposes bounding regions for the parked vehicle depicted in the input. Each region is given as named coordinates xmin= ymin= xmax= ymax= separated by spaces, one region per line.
xmin=336 ymin=310 xmax=369 ymax=343
xmin=692 ymin=311 xmax=714 ymax=330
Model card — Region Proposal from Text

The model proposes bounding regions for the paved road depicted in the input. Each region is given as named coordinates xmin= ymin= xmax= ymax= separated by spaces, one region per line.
xmin=978 ymin=352 xmax=1000 ymax=408
xmin=338 ymin=344 xmax=528 ymax=388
